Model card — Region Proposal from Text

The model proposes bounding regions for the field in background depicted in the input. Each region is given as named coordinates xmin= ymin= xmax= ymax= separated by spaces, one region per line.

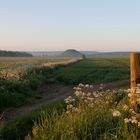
xmin=45 ymin=58 xmax=130 ymax=86
xmin=0 ymin=57 xmax=72 ymax=78
xmin=0 ymin=57 xmax=75 ymax=68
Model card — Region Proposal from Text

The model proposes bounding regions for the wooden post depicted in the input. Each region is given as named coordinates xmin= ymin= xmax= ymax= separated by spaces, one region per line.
xmin=130 ymin=53 xmax=137 ymax=88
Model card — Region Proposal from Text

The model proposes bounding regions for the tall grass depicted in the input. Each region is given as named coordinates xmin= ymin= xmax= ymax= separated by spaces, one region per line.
xmin=26 ymin=84 xmax=139 ymax=140
xmin=0 ymin=58 xmax=81 ymax=110
xmin=0 ymin=101 xmax=65 ymax=140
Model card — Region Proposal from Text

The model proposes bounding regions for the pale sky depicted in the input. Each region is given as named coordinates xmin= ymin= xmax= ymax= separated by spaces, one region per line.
xmin=0 ymin=0 xmax=140 ymax=52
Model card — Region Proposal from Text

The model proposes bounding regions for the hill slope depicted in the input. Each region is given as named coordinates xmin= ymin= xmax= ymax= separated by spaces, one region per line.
xmin=62 ymin=49 xmax=82 ymax=57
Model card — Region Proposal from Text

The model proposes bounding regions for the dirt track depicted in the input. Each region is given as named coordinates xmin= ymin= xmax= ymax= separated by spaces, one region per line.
xmin=4 ymin=85 xmax=74 ymax=120
xmin=3 ymin=83 xmax=114 ymax=121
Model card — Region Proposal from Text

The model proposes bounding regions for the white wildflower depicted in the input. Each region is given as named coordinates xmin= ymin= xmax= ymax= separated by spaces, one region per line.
xmin=85 ymin=84 xmax=89 ymax=88
xmin=87 ymin=92 xmax=91 ymax=97
xmin=112 ymin=110 xmax=121 ymax=117
xmin=124 ymin=118 xmax=130 ymax=123
xmin=131 ymin=119 xmax=138 ymax=124
xmin=138 ymin=122 xmax=140 ymax=128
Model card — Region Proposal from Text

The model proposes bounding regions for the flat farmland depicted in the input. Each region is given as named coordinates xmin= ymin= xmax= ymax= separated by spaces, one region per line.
xmin=0 ymin=57 xmax=73 ymax=79
xmin=0 ymin=57 xmax=71 ymax=70
xmin=45 ymin=58 xmax=130 ymax=86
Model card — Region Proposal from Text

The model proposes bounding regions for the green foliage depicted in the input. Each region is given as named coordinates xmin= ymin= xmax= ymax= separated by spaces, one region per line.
xmin=0 ymin=66 xmax=48 ymax=109
xmin=110 ymin=89 xmax=128 ymax=105
xmin=0 ymin=79 xmax=33 ymax=109
xmin=0 ymin=50 xmax=32 ymax=57
xmin=62 ymin=49 xmax=82 ymax=57
xmin=0 ymin=101 xmax=65 ymax=140
xmin=0 ymin=58 xmax=130 ymax=109
xmin=46 ymin=58 xmax=130 ymax=85
xmin=25 ymin=92 xmax=129 ymax=140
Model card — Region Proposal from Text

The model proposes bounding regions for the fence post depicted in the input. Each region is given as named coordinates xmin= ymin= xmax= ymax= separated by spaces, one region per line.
xmin=130 ymin=53 xmax=137 ymax=88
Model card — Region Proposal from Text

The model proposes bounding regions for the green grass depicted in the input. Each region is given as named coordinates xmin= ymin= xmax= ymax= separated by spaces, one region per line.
xmin=25 ymin=88 xmax=133 ymax=140
xmin=0 ymin=58 xmax=71 ymax=110
xmin=0 ymin=57 xmax=132 ymax=140
xmin=1 ymin=88 xmax=133 ymax=140
xmin=0 ymin=100 xmax=66 ymax=140
xmin=46 ymin=58 xmax=130 ymax=85
xmin=0 ymin=58 xmax=130 ymax=110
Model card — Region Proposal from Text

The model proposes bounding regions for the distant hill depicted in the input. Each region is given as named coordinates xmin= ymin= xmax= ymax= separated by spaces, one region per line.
xmin=0 ymin=50 xmax=32 ymax=57
xmin=62 ymin=49 xmax=82 ymax=57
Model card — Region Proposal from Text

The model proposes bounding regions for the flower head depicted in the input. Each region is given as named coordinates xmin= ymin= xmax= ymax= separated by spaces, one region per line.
xmin=112 ymin=110 xmax=121 ymax=117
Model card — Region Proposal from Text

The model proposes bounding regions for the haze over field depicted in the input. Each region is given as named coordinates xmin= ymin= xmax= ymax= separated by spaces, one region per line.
xmin=0 ymin=0 xmax=140 ymax=52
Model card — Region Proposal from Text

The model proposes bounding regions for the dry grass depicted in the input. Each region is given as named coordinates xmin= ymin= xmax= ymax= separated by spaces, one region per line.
xmin=0 ymin=57 xmax=81 ymax=79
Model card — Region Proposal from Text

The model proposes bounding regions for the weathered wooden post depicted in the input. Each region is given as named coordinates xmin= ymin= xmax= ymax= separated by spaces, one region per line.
xmin=130 ymin=53 xmax=137 ymax=88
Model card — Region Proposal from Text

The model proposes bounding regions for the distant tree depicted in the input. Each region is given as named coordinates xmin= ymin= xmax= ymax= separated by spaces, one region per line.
xmin=0 ymin=50 xmax=32 ymax=57
xmin=82 ymin=54 xmax=86 ymax=59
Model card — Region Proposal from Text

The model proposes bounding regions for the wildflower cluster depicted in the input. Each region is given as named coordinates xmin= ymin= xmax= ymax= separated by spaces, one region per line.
xmin=64 ymin=96 xmax=78 ymax=114
xmin=0 ymin=69 xmax=23 ymax=80
xmin=112 ymin=110 xmax=121 ymax=117
xmin=122 ymin=85 xmax=140 ymax=137
xmin=65 ymin=83 xmax=112 ymax=114
xmin=27 ymin=83 xmax=140 ymax=140
xmin=128 ymin=85 xmax=140 ymax=105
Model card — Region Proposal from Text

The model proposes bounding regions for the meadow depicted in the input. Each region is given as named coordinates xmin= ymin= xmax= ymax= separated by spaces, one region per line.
xmin=0 ymin=57 xmax=71 ymax=79
xmin=46 ymin=58 xmax=130 ymax=85
xmin=0 ymin=57 xmax=130 ymax=110
xmin=0 ymin=57 xmax=78 ymax=110
xmin=25 ymin=84 xmax=140 ymax=140
xmin=0 ymin=57 xmax=134 ymax=140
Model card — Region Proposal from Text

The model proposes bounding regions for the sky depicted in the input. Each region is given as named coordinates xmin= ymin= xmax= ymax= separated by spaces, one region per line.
xmin=0 ymin=0 xmax=140 ymax=52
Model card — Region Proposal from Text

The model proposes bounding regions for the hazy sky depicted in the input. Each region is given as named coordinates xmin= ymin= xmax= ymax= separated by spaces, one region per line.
xmin=0 ymin=0 xmax=140 ymax=52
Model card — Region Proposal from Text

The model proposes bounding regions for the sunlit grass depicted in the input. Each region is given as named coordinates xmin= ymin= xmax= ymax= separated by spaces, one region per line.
xmin=25 ymin=84 xmax=140 ymax=140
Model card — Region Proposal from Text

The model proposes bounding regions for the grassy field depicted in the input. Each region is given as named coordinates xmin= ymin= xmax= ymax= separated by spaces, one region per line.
xmin=45 ymin=58 xmax=130 ymax=85
xmin=0 ymin=57 xmax=78 ymax=110
xmin=0 ymin=57 xmax=130 ymax=110
xmin=0 ymin=57 xmax=70 ymax=69
xmin=0 ymin=57 xmax=132 ymax=140
xmin=0 ymin=57 xmax=71 ymax=79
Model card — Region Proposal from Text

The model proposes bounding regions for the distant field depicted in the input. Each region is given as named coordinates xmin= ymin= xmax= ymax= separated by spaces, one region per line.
xmin=0 ymin=57 xmax=71 ymax=70
xmin=45 ymin=58 xmax=130 ymax=86
xmin=0 ymin=57 xmax=129 ymax=84
xmin=0 ymin=57 xmax=73 ymax=79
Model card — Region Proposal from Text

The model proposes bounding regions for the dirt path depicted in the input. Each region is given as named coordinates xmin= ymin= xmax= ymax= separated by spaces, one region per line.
xmin=4 ymin=85 xmax=74 ymax=121
xmin=3 ymin=83 xmax=115 ymax=121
